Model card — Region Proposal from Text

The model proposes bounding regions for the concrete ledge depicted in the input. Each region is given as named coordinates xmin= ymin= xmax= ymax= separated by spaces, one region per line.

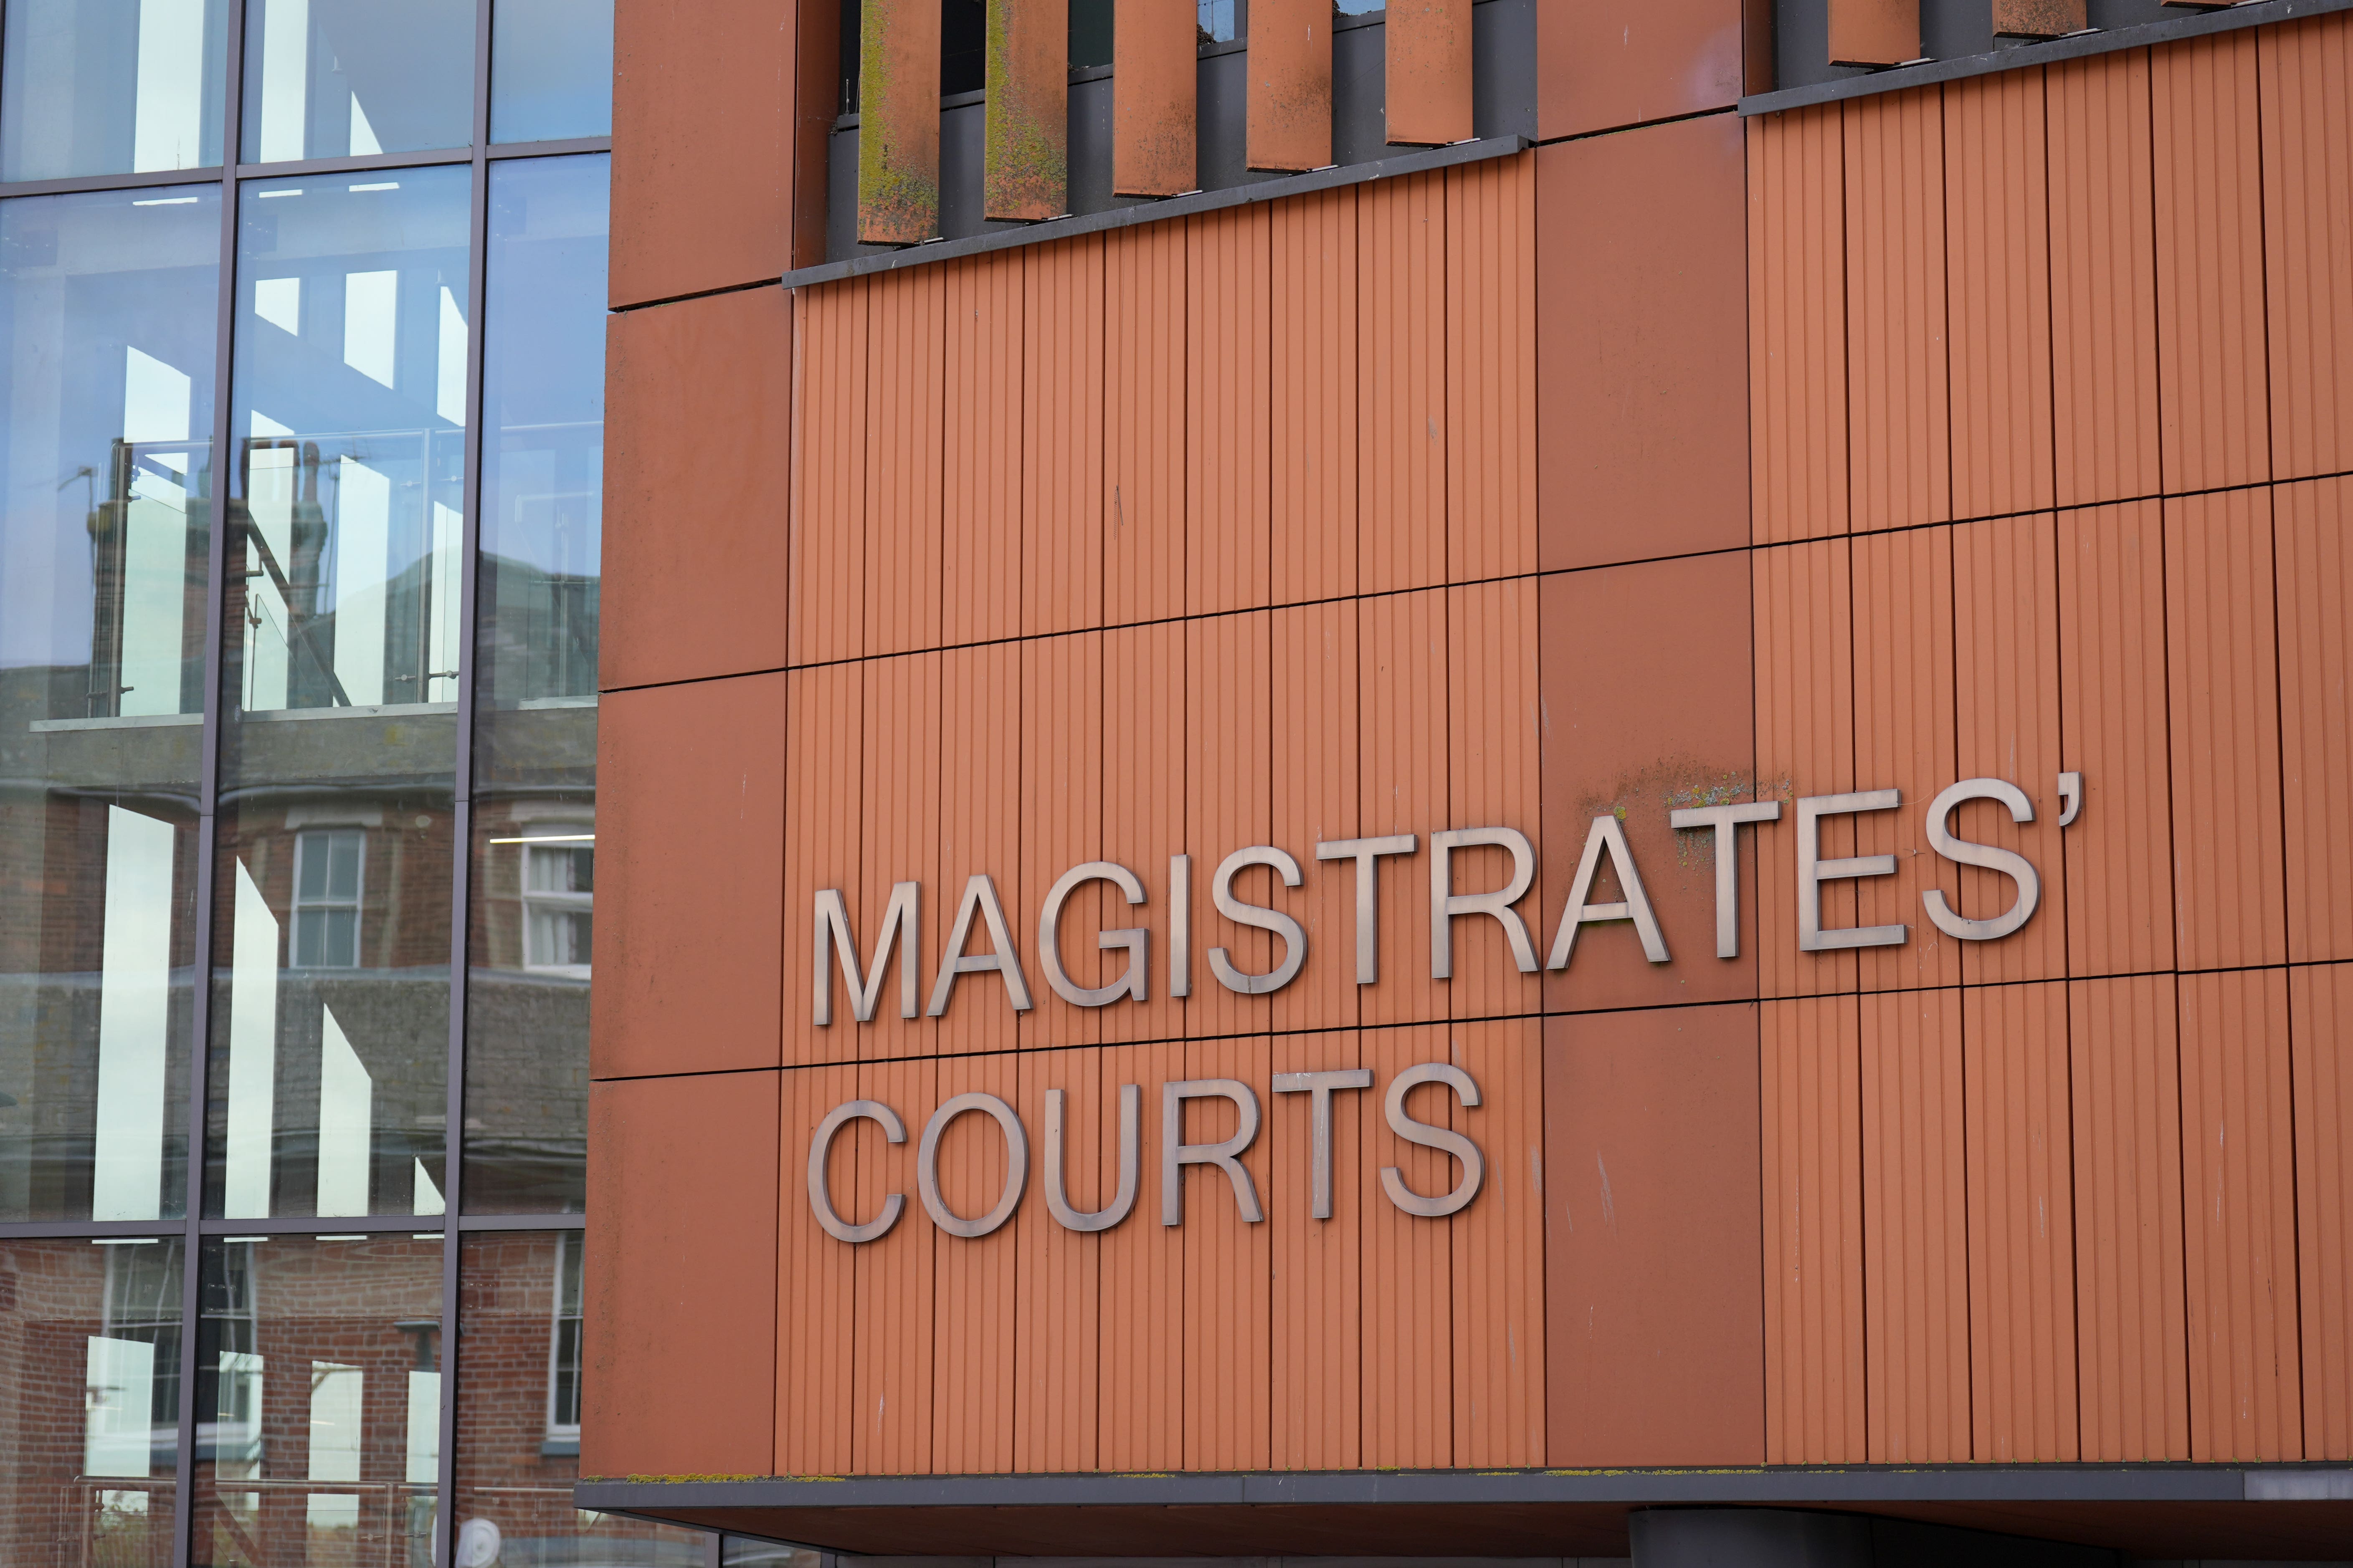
xmin=1738 ymin=0 xmax=2353 ymax=116
xmin=779 ymin=136 xmax=1531 ymax=293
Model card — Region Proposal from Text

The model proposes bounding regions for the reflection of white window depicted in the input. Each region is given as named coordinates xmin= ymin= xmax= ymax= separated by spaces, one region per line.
xmin=522 ymin=842 xmax=593 ymax=977
xmin=547 ymin=1233 xmax=583 ymax=1437
xmin=291 ymin=830 xmax=364 ymax=967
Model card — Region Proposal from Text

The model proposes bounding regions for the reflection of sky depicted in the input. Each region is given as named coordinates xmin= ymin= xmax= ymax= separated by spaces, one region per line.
xmin=243 ymin=0 xmax=475 ymax=162
xmin=0 ymin=186 xmax=218 ymax=670
xmin=481 ymin=154 xmax=608 ymax=580
xmin=235 ymin=167 xmax=470 ymax=444
xmin=489 ymin=0 xmax=615 ymax=143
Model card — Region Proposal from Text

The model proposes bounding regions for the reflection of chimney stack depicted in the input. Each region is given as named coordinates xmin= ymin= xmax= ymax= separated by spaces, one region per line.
xmin=83 ymin=440 xmax=135 ymax=717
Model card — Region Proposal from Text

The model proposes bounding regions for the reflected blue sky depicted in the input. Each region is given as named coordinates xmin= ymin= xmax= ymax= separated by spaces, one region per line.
xmin=491 ymin=0 xmax=615 ymax=142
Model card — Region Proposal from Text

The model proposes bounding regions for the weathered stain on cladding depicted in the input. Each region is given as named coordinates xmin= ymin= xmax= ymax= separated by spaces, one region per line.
xmin=859 ymin=0 xmax=942 ymax=244
xmin=1993 ymin=0 xmax=2084 ymax=38
xmin=985 ymin=0 xmax=1069 ymax=221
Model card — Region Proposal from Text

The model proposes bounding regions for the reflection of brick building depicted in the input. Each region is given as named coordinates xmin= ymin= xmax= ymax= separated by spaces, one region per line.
xmin=453 ymin=1232 xmax=695 ymax=1565
xmin=0 ymin=663 xmax=200 ymax=1222
xmin=193 ymin=1236 xmax=441 ymax=1568
xmin=0 ymin=1240 xmax=182 ymax=1568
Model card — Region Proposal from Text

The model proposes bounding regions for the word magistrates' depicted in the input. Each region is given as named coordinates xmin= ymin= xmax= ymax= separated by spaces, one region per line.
xmin=809 ymin=774 xmax=2084 ymax=1024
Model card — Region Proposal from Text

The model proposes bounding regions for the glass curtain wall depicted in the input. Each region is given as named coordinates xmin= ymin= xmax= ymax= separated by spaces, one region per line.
xmin=0 ymin=3 xmax=690 ymax=1565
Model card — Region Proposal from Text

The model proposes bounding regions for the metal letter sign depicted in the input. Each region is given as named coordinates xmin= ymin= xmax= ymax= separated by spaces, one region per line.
xmin=801 ymin=771 xmax=2088 ymax=1241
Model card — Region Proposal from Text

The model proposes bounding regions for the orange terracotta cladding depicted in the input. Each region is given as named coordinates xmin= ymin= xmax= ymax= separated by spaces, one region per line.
xmin=591 ymin=11 xmax=2353 ymax=1485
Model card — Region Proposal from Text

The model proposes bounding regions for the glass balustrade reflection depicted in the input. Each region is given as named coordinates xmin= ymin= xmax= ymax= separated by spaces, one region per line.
xmin=464 ymin=153 xmax=605 ymax=1215
xmin=191 ymin=1235 xmax=442 ymax=1568
xmin=0 ymin=1239 xmax=185 ymax=1565
xmin=0 ymin=0 xmax=229 ymax=183
xmin=241 ymin=0 xmax=478 ymax=164
xmin=208 ymin=168 xmax=468 ymax=1221
xmin=0 ymin=185 xmax=217 ymax=1224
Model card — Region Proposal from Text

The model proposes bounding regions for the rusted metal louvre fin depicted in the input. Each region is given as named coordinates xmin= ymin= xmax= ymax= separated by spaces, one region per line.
xmin=1828 ymin=0 xmax=1919 ymax=66
xmin=1386 ymin=0 xmax=1472 ymax=148
xmin=1114 ymin=0 xmax=1197 ymax=197
xmin=987 ymin=0 xmax=1071 ymax=220
xmin=1994 ymin=0 xmax=2085 ymax=38
xmin=1249 ymin=0 xmax=1332 ymax=171
xmin=859 ymin=0 xmax=943 ymax=244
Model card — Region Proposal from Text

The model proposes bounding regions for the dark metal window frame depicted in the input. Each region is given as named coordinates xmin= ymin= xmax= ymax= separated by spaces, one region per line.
xmin=0 ymin=3 xmax=606 ymax=1564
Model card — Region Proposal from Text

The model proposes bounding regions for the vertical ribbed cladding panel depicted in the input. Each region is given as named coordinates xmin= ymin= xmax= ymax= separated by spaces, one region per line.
xmin=779 ymin=1065 xmax=861 ymax=1473
xmin=1272 ymin=602 xmax=1360 ymax=1035
xmin=1246 ymin=0 xmax=1333 ymax=172
xmin=1096 ymin=1037 xmax=1187 ymax=1467
xmin=2295 ymin=963 xmax=2353 ymax=1459
xmin=2150 ymin=30 xmax=2272 ymax=494
xmin=937 ymin=642 xmax=1026 ymax=1056
xmin=1188 ymin=207 xmax=1274 ymax=616
xmin=1445 ymin=153 xmax=1537 ymax=585
xmin=1102 ymin=621 xmax=1187 ymax=1044
xmin=1183 ymin=1033 xmax=1274 ymax=1470
xmin=785 ymin=664 xmax=866 ymax=1066
xmin=1843 ymin=87 xmax=1951 ymax=534
xmin=944 ymin=253 xmax=1026 ymax=647
xmin=1446 ymin=578 xmax=1542 ymax=1022
xmin=1271 ymin=1030 xmax=1362 ymax=1469
xmin=1187 ymin=611 xmax=1277 ymax=1040
xmin=1451 ymin=1017 xmax=1546 ymax=1466
xmin=2057 ymin=503 xmax=2174 ymax=976
xmin=983 ymin=0 xmax=1069 ymax=221
xmin=1017 ymin=1046 xmax=1104 ymax=1470
xmin=1754 ymin=540 xmax=1859 ymax=997
xmin=1360 ymin=171 xmax=1449 ymax=592
xmin=1360 ymin=589 xmax=1451 ymax=1028
xmin=1850 ymin=525 xmax=1960 ymax=994
xmin=1104 ymin=220 xmax=1187 ymax=625
xmin=2277 ymin=478 xmax=2353 ymax=963
xmin=857 ymin=0 xmax=943 ymax=241
xmin=2164 ymin=489 xmax=2288 ymax=971
xmin=1363 ymin=1024 xmax=1455 ymax=1467
xmin=1954 ymin=513 xmax=2067 ymax=986
xmin=1113 ymin=0 xmax=1196 ymax=197
xmin=2261 ymin=13 xmax=2353 ymax=480
xmin=1387 ymin=0 xmax=1474 ymax=147
xmin=1023 ymin=237 xmax=1107 ymax=636
xmin=1748 ymin=104 xmax=1850 ymax=544
xmin=1860 ymin=987 xmax=1971 ymax=1463
xmin=930 ymin=1051 xmax=1021 ymax=1473
xmin=1963 ymin=980 xmax=2078 ymax=1461
xmin=791 ymin=281 xmax=869 ymax=666
xmin=1943 ymin=69 xmax=2056 ymax=521
xmin=2179 ymin=968 xmax=2304 ymax=1460
xmin=1272 ymin=187 xmax=1360 ymax=605
xmin=2070 ymin=974 xmax=2190 ymax=1460
xmin=851 ymin=1055 xmax=938 ymax=1474
xmin=1761 ymin=996 xmax=1867 ymax=1463
xmin=1020 ymin=632 xmax=1106 ymax=1054
xmin=857 ymin=653 xmax=944 ymax=1063
xmin=2046 ymin=50 xmax=2161 ymax=509
xmin=863 ymin=266 xmax=946 ymax=656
